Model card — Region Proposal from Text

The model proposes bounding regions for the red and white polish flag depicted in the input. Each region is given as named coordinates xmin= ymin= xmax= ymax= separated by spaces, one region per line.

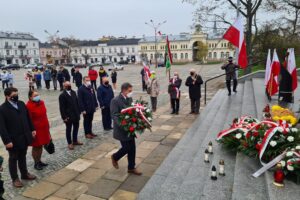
xmin=287 ymin=48 xmax=298 ymax=91
xmin=267 ymin=49 xmax=280 ymax=96
xmin=223 ymin=16 xmax=248 ymax=68
xmin=142 ymin=62 xmax=151 ymax=81
xmin=264 ymin=49 xmax=272 ymax=87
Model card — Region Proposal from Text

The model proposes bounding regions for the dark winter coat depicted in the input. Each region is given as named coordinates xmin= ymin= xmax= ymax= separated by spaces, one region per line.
xmin=110 ymin=94 xmax=133 ymax=141
xmin=168 ymin=78 xmax=182 ymax=99
xmin=59 ymin=90 xmax=81 ymax=123
xmin=97 ymin=84 xmax=114 ymax=108
xmin=74 ymin=72 xmax=83 ymax=87
xmin=0 ymin=101 xmax=35 ymax=150
xmin=221 ymin=63 xmax=239 ymax=80
xmin=185 ymin=75 xmax=203 ymax=100
xmin=77 ymin=85 xmax=98 ymax=114
xmin=62 ymin=68 xmax=71 ymax=82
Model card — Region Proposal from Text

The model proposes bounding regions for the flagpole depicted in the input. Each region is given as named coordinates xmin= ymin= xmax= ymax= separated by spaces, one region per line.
xmin=235 ymin=0 xmax=241 ymax=78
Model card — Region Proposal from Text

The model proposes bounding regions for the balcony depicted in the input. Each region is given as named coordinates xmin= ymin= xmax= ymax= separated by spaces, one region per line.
xmin=18 ymin=44 xmax=26 ymax=49
xmin=5 ymin=55 xmax=14 ymax=59
xmin=4 ymin=45 xmax=12 ymax=49
xmin=117 ymin=52 xmax=125 ymax=56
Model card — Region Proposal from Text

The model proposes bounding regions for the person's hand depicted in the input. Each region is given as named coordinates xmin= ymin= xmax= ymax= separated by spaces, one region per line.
xmin=32 ymin=131 xmax=37 ymax=138
xmin=82 ymin=111 xmax=86 ymax=115
xmin=101 ymin=106 xmax=105 ymax=110
xmin=5 ymin=142 xmax=13 ymax=149
xmin=64 ymin=117 xmax=69 ymax=122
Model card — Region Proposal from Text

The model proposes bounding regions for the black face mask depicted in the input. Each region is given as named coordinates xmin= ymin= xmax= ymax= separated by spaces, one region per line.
xmin=190 ymin=72 xmax=194 ymax=76
xmin=66 ymin=86 xmax=72 ymax=91
xmin=104 ymin=81 xmax=109 ymax=85
xmin=10 ymin=95 xmax=19 ymax=103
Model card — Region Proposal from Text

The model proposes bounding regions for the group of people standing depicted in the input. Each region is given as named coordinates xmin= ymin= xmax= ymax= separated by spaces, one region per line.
xmin=0 ymin=70 xmax=14 ymax=90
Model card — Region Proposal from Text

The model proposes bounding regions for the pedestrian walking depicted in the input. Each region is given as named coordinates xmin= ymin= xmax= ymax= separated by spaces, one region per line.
xmin=140 ymin=67 xmax=147 ymax=91
xmin=57 ymin=67 xmax=65 ymax=91
xmin=51 ymin=67 xmax=58 ymax=90
xmin=7 ymin=70 xmax=14 ymax=88
xmin=111 ymin=69 xmax=117 ymax=90
xmin=185 ymin=69 xmax=203 ymax=114
xmin=71 ymin=67 xmax=75 ymax=83
xmin=110 ymin=83 xmax=142 ymax=175
xmin=34 ymin=70 xmax=42 ymax=89
xmin=62 ymin=66 xmax=71 ymax=82
xmin=168 ymin=72 xmax=182 ymax=114
xmin=88 ymin=66 xmax=98 ymax=91
xmin=97 ymin=77 xmax=114 ymax=131
xmin=78 ymin=76 xmax=98 ymax=139
xmin=146 ymin=71 xmax=160 ymax=112
xmin=221 ymin=56 xmax=239 ymax=96
xmin=0 ymin=87 xmax=36 ymax=188
xmin=98 ymin=65 xmax=108 ymax=85
xmin=74 ymin=67 xmax=83 ymax=89
xmin=26 ymin=90 xmax=51 ymax=170
xmin=59 ymin=82 xmax=83 ymax=150
xmin=25 ymin=70 xmax=35 ymax=91
xmin=43 ymin=68 xmax=52 ymax=90
xmin=0 ymin=70 xmax=9 ymax=89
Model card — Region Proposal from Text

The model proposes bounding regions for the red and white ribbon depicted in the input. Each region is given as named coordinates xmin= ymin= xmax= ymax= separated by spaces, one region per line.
xmin=121 ymin=103 xmax=152 ymax=127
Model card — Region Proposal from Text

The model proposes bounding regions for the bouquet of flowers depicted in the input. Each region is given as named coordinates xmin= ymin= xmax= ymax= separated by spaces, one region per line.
xmin=271 ymin=105 xmax=298 ymax=125
xmin=119 ymin=99 xmax=153 ymax=137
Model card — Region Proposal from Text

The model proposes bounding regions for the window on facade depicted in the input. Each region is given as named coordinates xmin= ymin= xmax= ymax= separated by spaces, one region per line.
xmin=95 ymin=49 xmax=97 ymax=53
xmin=15 ymin=50 xmax=18 ymax=55
xmin=132 ymin=47 xmax=135 ymax=53
xmin=5 ymin=42 xmax=8 ymax=47
xmin=120 ymin=47 xmax=123 ymax=53
xmin=221 ymin=52 xmax=224 ymax=58
xmin=213 ymin=52 xmax=217 ymax=58
xmin=84 ymin=49 xmax=87 ymax=54
xmin=14 ymin=42 xmax=16 ymax=46
xmin=6 ymin=50 xmax=10 ymax=56
xmin=150 ymin=54 xmax=153 ymax=59
xmin=33 ymin=43 xmax=35 ymax=47
xmin=174 ymin=53 xmax=177 ymax=59
xmin=109 ymin=48 xmax=112 ymax=53
xmin=181 ymin=53 xmax=184 ymax=59
xmin=102 ymin=48 xmax=104 ymax=54
xmin=26 ymin=42 xmax=28 ymax=46
xmin=127 ymin=47 xmax=129 ymax=53
xmin=54 ymin=51 xmax=57 ymax=56
xmin=208 ymin=52 xmax=212 ymax=58
xmin=226 ymin=52 xmax=230 ymax=57
xmin=15 ymin=59 xmax=19 ymax=64
xmin=26 ymin=50 xmax=29 ymax=55
xmin=75 ymin=50 xmax=78 ymax=54
xmin=185 ymin=53 xmax=188 ymax=59
xmin=34 ymin=50 xmax=36 ymax=55
xmin=42 ymin=51 xmax=44 ymax=56
xmin=114 ymin=48 xmax=117 ymax=53
xmin=50 ymin=51 xmax=52 ymax=55
xmin=20 ymin=50 xmax=23 ymax=56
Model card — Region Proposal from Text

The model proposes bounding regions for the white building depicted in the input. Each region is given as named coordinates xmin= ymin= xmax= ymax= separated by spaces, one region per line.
xmin=0 ymin=32 xmax=40 ymax=65
xmin=70 ymin=38 xmax=140 ymax=64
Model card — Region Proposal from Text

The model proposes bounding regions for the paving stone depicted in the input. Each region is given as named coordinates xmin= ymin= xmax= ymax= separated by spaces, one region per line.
xmin=152 ymin=129 xmax=171 ymax=136
xmin=76 ymin=168 xmax=106 ymax=184
xmin=87 ymin=178 xmax=122 ymax=199
xmin=136 ymin=147 xmax=154 ymax=159
xmin=158 ymin=115 xmax=172 ymax=119
xmin=77 ymin=194 xmax=105 ymax=200
xmin=14 ymin=196 xmax=35 ymax=200
xmin=45 ymin=197 xmax=68 ymax=200
xmin=161 ymin=138 xmax=179 ymax=147
xmin=54 ymin=181 xmax=88 ymax=200
xmin=103 ymin=166 xmax=129 ymax=182
xmin=109 ymin=189 xmax=137 ymax=200
xmin=167 ymin=132 xmax=182 ymax=140
xmin=138 ymin=141 xmax=160 ymax=150
xmin=160 ymin=125 xmax=174 ymax=131
xmin=143 ymin=145 xmax=173 ymax=165
xmin=66 ymin=158 xmax=95 ymax=172
xmin=120 ymin=175 xmax=149 ymax=193
xmin=82 ymin=149 xmax=106 ymax=160
xmin=91 ymin=157 xmax=114 ymax=171
xmin=144 ymin=134 xmax=165 ymax=142
xmin=104 ymin=148 xmax=119 ymax=158
xmin=137 ymin=163 xmax=159 ymax=177
xmin=46 ymin=168 xmax=80 ymax=186
xmin=94 ymin=142 xmax=118 ymax=152
xmin=23 ymin=181 xmax=61 ymax=200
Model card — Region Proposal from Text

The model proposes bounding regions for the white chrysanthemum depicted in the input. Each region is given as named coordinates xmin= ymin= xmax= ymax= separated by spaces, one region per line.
xmin=131 ymin=103 xmax=135 ymax=106
xmin=125 ymin=116 xmax=129 ymax=119
xmin=280 ymin=160 xmax=286 ymax=167
xmin=292 ymin=128 xmax=298 ymax=132
xmin=296 ymin=145 xmax=300 ymax=150
xmin=287 ymin=165 xmax=294 ymax=171
xmin=270 ymin=140 xmax=277 ymax=147
xmin=147 ymin=117 xmax=152 ymax=121
xmin=287 ymin=136 xmax=294 ymax=142
xmin=136 ymin=108 xmax=140 ymax=112
xmin=277 ymin=127 xmax=284 ymax=133
xmin=146 ymin=109 xmax=150 ymax=113
xmin=286 ymin=151 xmax=294 ymax=157
xmin=235 ymin=133 xmax=242 ymax=139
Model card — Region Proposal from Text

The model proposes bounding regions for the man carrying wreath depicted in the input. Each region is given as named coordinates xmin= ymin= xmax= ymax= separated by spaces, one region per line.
xmin=110 ymin=82 xmax=142 ymax=175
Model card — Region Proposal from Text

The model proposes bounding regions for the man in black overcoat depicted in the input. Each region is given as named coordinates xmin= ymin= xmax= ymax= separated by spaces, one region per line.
xmin=185 ymin=69 xmax=203 ymax=114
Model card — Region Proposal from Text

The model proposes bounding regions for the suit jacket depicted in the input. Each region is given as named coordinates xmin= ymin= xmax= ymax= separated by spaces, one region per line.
xmin=185 ymin=75 xmax=203 ymax=100
xmin=110 ymin=94 xmax=134 ymax=141
xmin=78 ymin=85 xmax=98 ymax=114
xmin=97 ymin=84 xmax=114 ymax=108
xmin=59 ymin=90 xmax=81 ymax=123
xmin=0 ymin=100 xmax=35 ymax=150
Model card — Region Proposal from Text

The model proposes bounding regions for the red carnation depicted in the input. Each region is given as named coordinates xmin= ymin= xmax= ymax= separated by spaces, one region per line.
xmin=246 ymin=133 xmax=251 ymax=139
xmin=255 ymin=143 xmax=261 ymax=151
xmin=243 ymin=141 xmax=248 ymax=148
xmin=253 ymin=131 xmax=259 ymax=137
xmin=132 ymin=118 xmax=137 ymax=123
xmin=255 ymin=125 xmax=261 ymax=130
xmin=121 ymin=120 xmax=127 ymax=126
xmin=129 ymin=126 xmax=135 ymax=133
xmin=127 ymin=109 xmax=133 ymax=115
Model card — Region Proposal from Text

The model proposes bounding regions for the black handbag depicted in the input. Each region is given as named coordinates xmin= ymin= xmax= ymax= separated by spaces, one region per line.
xmin=44 ymin=139 xmax=55 ymax=154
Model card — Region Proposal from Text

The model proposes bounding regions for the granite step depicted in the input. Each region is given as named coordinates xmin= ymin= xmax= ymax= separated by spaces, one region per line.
xmin=231 ymin=80 xmax=268 ymax=200
xmin=138 ymin=90 xmax=226 ymax=200
xmin=195 ymin=83 xmax=244 ymax=200
xmin=252 ymin=78 xmax=269 ymax=120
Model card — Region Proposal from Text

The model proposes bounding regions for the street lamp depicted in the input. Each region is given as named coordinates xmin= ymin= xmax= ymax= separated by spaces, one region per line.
xmin=145 ymin=20 xmax=167 ymax=68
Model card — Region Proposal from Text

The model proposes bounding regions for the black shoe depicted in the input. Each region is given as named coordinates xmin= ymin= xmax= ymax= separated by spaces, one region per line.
xmin=175 ymin=112 xmax=179 ymax=115
xmin=228 ymin=93 xmax=231 ymax=96
xmin=190 ymin=111 xmax=194 ymax=114
xmin=39 ymin=161 xmax=48 ymax=167
xmin=170 ymin=111 xmax=175 ymax=114
xmin=34 ymin=163 xmax=43 ymax=170
xmin=233 ymin=90 xmax=237 ymax=93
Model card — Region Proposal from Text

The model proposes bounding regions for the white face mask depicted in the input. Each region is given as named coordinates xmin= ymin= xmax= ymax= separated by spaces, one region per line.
xmin=86 ymin=81 xmax=91 ymax=86
xmin=127 ymin=92 xmax=133 ymax=98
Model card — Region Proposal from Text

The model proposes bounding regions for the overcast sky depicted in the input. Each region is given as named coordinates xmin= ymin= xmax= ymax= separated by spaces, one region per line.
xmin=0 ymin=0 xmax=196 ymax=41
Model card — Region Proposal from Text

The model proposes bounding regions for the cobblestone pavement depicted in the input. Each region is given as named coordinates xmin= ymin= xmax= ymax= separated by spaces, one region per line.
xmin=0 ymin=63 xmax=225 ymax=199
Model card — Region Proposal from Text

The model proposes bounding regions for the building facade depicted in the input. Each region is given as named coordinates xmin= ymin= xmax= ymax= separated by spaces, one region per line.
xmin=39 ymin=42 xmax=69 ymax=65
xmin=70 ymin=38 xmax=140 ymax=64
xmin=0 ymin=32 xmax=40 ymax=65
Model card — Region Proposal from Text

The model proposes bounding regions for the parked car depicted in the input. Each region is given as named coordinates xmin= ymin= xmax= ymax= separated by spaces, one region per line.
xmin=158 ymin=59 xmax=165 ymax=67
xmin=74 ymin=64 xmax=87 ymax=68
xmin=0 ymin=64 xmax=5 ymax=69
xmin=64 ymin=63 xmax=75 ymax=68
xmin=108 ymin=63 xmax=124 ymax=71
xmin=118 ymin=60 xmax=129 ymax=65
xmin=2 ymin=64 xmax=21 ymax=70
xmin=24 ymin=64 xmax=37 ymax=69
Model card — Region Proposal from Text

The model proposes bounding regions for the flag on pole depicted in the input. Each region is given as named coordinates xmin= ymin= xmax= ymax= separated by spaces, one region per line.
xmin=287 ymin=48 xmax=298 ymax=91
xmin=264 ymin=49 xmax=272 ymax=86
xmin=165 ymin=36 xmax=172 ymax=71
xmin=223 ymin=16 xmax=248 ymax=68
xmin=142 ymin=62 xmax=151 ymax=81
xmin=267 ymin=49 xmax=280 ymax=96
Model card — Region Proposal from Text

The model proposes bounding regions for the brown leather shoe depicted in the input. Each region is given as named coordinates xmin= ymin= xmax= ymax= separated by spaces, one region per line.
xmin=21 ymin=173 xmax=36 ymax=180
xmin=73 ymin=141 xmax=83 ymax=145
xmin=111 ymin=155 xmax=119 ymax=169
xmin=13 ymin=179 xmax=23 ymax=188
xmin=85 ymin=134 xmax=94 ymax=139
xmin=128 ymin=168 xmax=142 ymax=176
xmin=68 ymin=144 xmax=74 ymax=150
xmin=91 ymin=133 xmax=97 ymax=137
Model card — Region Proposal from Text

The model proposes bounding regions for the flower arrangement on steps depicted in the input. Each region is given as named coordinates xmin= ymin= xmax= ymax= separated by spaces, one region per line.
xmin=217 ymin=105 xmax=300 ymax=185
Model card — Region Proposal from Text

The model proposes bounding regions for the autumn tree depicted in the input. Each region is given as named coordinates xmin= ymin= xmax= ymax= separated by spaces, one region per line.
xmin=196 ymin=41 xmax=208 ymax=62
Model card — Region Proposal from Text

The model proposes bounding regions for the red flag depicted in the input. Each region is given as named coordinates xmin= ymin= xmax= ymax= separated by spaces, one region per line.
xmin=287 ymin=48 xmax=298 ymax=91
xmin=223 ymin=16 xmax=248 ymax=68
xmin=143 ymin=62 xmax=151 ymax=81
xmin=267 ymin=49 xmax=280 ymax=96
xmin=158 ymin=31 xmax=162 ymax=36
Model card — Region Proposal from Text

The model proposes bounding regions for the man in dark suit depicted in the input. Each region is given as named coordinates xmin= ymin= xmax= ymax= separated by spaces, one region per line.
xmin=185 ymin=69 xmax=203 ymax=114
xmin=78 ymin=76 xmax=98 ymax=139
xmin=110 ymin=83 xmax=142 ymax=175
xmin=97 ymin=77 xmax=114 ymax=131
xmin=0 ymin=87 xmax=36 ymax=188
xmin=59 ymin=81 xmax=83 ymax=150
